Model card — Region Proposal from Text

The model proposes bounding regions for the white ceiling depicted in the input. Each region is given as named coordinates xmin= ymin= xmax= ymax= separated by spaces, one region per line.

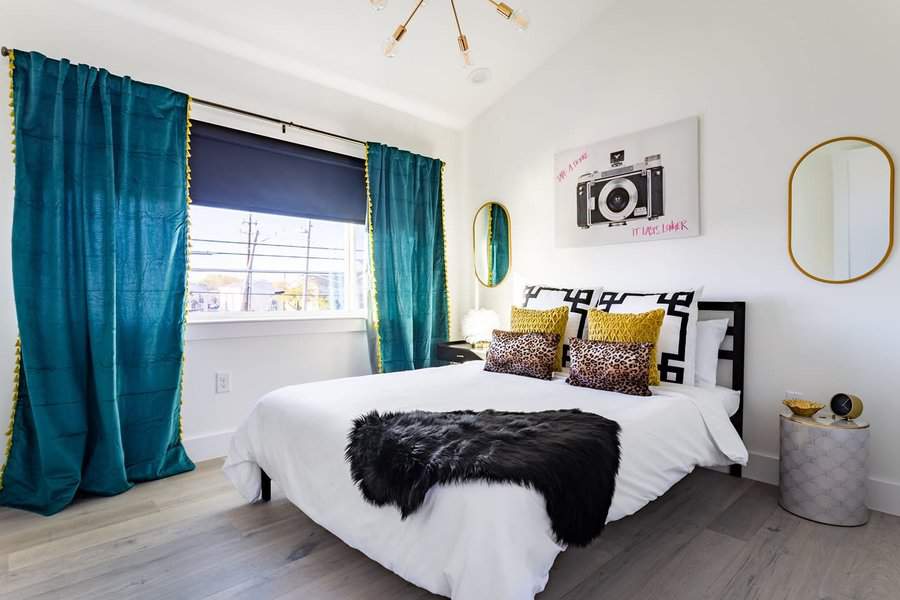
xmin=70 ymin=0 xmax=617 ymax=129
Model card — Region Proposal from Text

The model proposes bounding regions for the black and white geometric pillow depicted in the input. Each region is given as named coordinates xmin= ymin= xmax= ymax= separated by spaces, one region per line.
xmin=522 ymin=285 xmax=603 ymax=366
xmin=595 ymin=290 xmax=701 ymax=385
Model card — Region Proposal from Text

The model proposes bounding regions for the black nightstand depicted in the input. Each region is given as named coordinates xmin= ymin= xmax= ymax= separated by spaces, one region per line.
xmin=436 ymin=340 xmax=488 ymax=364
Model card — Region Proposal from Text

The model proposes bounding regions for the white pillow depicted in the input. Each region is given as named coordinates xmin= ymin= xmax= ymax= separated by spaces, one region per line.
xmin=695 ymin=319 xmax=729 ymax=389
xmin=596 ymin=289 xmax=702 ymax=385
xmin=522 ymin=285 xmax=603 ymax=366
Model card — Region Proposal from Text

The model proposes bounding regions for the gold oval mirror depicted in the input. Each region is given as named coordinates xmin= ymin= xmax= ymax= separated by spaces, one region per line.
xmin=789 ymin=137 xmax=894 ymax=283
xmin=473 ymin=201 xmax=511 ymax=287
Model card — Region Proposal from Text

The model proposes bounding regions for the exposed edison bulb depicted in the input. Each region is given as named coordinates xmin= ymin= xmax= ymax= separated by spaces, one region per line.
xmin=511 ymin=8 xmax=529 ymax=31
xmin=384 ymin=37 xmax=400 ymax=57
xmin=384 ymin=25 xmax=406 ymax=58
xmin=369 ymin=0 xmax=387 ymax=11
xmin=457 ymin=34 xmax=472 ymax=68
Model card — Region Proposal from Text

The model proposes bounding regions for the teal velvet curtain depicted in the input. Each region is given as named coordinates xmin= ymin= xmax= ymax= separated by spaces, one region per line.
xmin=0 ymin=51 xmax=194 ymax=515
xmin=488 ymin=203 xmax=510 ymax=286
xmin=366 ymin=143 xmax=450 ymax=373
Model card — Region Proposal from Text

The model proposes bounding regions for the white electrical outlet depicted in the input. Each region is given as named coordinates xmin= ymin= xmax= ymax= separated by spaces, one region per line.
xmin=215 ymin=372 xmax=231 ymax=394
xmin=785 ymin=390 xmax=803 ymax=400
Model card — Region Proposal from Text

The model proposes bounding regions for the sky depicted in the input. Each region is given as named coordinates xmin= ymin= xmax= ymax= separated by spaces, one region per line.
xmin=189 ymin=205 xmax=366 ymax=276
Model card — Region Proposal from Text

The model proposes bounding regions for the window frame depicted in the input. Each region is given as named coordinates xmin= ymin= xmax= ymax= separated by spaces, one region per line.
xmin=183 ymin=108 xmax=370 ymax=326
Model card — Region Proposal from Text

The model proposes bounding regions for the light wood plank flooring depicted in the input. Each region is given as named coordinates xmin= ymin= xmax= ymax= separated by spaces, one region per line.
xmin=1 ymin=459 xmax=898 ymax=600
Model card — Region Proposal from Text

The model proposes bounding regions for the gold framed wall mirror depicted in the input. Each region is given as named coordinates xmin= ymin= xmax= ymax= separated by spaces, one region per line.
xmin=789 ymin=136 xmax=895 ymax=284
xmin=473 ymin=201 xmax=511 ymax=287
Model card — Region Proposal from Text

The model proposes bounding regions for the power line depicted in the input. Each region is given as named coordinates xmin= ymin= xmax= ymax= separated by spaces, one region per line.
xmin=191 ymin=237 xmax=345 ymax=252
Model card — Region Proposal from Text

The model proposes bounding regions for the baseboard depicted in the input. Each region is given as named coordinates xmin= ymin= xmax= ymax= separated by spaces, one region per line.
xmin=183 ymin=430 xmax=233 ymax=463
xmin=744 ymin=451 xmax=779 ymax=485
xmin=742 ymin=451 xmax=900 ymax=517
xmin=867 ymin=477 xmax=900 ymax=517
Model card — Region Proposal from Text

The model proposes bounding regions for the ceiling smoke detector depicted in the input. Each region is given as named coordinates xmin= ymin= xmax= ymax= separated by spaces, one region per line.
xmin=468 ymin=67 xmax=492 ymax=85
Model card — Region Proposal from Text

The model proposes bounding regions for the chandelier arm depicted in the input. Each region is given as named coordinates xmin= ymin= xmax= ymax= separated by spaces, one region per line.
xmin=385 ymin=0 xmax=427 ymax=54
xmin=450 ymin=0 xmax=472 ymax=65
xmin=403 ymin=0 xmax=427 ymax=28
xmin=384 ymin=0 xmax=528 ymax=61
xmin=485 ymin=0 xmax=514 ymax=19
xmin=449 ymin=0 xmax=464 ymax=36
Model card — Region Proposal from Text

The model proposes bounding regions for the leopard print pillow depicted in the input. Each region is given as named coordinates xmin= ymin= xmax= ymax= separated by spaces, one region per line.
xmin=484 ymin=330 xmax=560 ymax=380
xmin=566 ymin=338 xmax=654 ymax=396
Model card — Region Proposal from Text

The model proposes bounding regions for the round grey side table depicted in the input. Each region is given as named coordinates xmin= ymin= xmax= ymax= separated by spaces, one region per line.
xmin=779 ymin=413 xmax=869 ymax=526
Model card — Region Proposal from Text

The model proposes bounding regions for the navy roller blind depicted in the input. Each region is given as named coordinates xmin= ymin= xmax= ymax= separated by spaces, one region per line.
xmin=189 ymin=120 xmax=367 ymax=224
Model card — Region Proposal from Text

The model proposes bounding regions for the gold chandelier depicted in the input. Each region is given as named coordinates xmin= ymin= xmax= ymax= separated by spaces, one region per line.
xmin=371 ymin=0 xmax=529 ymax=68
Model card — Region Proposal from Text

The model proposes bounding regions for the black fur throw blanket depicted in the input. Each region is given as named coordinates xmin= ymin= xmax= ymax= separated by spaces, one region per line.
xmin=345 ymin=408 xmax=621 ymax=547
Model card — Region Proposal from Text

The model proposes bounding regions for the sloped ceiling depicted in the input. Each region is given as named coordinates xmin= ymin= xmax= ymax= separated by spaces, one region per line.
xmin=59 ymin=0 xmax=618 ymax=128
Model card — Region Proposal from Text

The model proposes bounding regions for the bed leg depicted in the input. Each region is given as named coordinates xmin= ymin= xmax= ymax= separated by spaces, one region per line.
xmin=729 ymin=464 xmax=742 ymax=478
xmin=260 ymin=468 xmax=272 ymax=502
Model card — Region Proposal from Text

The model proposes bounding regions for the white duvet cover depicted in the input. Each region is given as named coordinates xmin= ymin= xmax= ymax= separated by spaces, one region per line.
xmin=223 ymin=362 xmax=748 ymax=600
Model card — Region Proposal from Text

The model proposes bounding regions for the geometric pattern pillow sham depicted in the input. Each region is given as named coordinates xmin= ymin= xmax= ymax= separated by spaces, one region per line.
xmin=595 ymin=290 xmax=700 ymax=385
xmin=522 ymin=285 xmax=603 ymax=367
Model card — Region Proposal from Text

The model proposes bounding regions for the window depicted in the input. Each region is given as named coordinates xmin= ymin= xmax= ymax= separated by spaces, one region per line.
xmin=188 ymin=205 xmax=367 ymax=319
xmin=186 ymin=120 xmax=369 ymax=320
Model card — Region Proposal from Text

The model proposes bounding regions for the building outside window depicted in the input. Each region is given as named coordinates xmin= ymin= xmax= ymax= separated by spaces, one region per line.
xmin=188 ymin=205 xmax=367 ymax=319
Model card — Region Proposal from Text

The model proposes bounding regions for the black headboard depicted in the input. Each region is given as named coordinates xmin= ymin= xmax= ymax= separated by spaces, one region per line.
xmin=697 ymin=301 xmax=746 ymax=478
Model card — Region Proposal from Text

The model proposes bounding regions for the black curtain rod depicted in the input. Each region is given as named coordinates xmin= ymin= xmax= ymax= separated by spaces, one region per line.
xmin=1 ymin=45 xmax=367 ymax=147
xmin=190 ymin=97 xmax=366 ymax=146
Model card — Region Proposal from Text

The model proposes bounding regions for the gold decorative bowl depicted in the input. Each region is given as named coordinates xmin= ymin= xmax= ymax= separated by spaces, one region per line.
xmin=783 ymin=399 xmax=825 ymax=418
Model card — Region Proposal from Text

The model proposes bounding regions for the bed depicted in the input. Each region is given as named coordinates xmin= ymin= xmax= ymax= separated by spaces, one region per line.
xmin=223 ymin=301 xmax=748 ymax=600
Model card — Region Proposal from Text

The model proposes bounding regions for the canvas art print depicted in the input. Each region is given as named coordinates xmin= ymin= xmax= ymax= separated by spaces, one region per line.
xmin=554 ymin=117 xmax=700 ymax=247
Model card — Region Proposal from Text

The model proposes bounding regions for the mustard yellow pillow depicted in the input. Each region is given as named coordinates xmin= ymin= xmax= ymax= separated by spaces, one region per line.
xmin=510 ymin=305 xmax=569 ymax=371
xmin=587 ymin=308 xmax=665 ymax=386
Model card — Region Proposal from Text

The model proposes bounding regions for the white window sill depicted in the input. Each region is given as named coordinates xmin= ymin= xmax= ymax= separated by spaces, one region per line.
xmin=186 ymin=312 xmax=368 ymax=341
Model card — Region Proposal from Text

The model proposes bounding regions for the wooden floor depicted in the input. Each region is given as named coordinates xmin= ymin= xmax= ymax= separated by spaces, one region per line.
xmin=1 ymin=460 xmax=898 ymax=600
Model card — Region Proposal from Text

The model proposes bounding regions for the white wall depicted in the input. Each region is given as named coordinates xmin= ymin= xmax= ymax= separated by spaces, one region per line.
xmin=0 ymin=2 xmax=464 ymax=463
xmin=182 ymin=318 xmax=371 ymax=460
xmin=462 ymin=0 xmax=900 ymax=514
xmin=4 ymin=0 xmax=899 ymax=516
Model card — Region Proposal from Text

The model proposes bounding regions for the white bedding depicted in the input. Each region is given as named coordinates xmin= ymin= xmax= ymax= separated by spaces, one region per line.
xmin=717 ymin=385 xmax=742 ymax=417
xmin=224 ymin=362 xmax=747 ymax=600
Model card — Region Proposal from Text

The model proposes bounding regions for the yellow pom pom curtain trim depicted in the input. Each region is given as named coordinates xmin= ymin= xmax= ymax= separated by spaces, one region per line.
xmin=7 ymin=49 xmax=14 ymax=164
xmin=1 ymin=50 xmax=16 ymax=491
xmin=0 ymin=339 xmax=22 ymax=492
xmin=440 ymin=160 xmax=451 ymax=341
xmin=364 ymin=143 xmax=384 ymax=374
xmin=176 ymin=96 xmax=193 ymax=440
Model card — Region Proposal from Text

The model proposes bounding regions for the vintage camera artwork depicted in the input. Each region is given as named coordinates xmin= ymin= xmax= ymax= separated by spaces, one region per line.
xmin=576 ymin=151 xmax=665 ymax=228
